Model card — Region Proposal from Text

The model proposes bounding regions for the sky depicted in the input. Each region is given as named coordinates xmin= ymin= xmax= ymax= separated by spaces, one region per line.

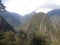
xmin=2 ymin=0 xmax=60 ymax=16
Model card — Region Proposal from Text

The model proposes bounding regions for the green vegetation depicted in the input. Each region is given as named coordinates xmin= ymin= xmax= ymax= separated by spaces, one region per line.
xmin=0 ymin=0 xmax=60 ymax=45
xmin=0 ymin=30 xmax=50 ymax=45
xmin=20 ymin=12 xmax=60 ymax=45
xmin=0 ymin=12 xmax=60 ymax=45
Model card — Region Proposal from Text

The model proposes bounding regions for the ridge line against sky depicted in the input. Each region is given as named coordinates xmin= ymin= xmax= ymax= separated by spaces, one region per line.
xmin=2 ymin=0 xmax=60 ymax=16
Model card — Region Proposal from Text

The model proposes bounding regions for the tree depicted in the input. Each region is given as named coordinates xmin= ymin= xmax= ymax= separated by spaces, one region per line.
xmin=0 ymin=0 xmax=5 ymax=10
xmin=16 ymin=30 xmax=27 ymax=45
xmin=0 ymin=31 xmax=15 ymax=45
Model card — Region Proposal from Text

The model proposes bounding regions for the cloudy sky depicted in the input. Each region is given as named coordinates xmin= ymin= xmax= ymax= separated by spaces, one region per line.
xmin=2 ymin=0 xmax=60 ymax=16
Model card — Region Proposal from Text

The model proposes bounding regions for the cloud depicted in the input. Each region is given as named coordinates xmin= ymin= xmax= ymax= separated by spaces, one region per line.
xmin=45 ymin=5 xmax=60 ymax=9
xmin=35 ymin=0 xmax=60 ymax=13
xmin=43 ymin=0 xmax=60 ymax=9
xmin=5 ymin=0 xmax=36 ymax=15
xmin=47 ymin=0 xmax=60 ymax=5
xmin=2 ymin=0 xmax=9 ymax=4
xmin=4 ymin=0 xmax=60 ymax=15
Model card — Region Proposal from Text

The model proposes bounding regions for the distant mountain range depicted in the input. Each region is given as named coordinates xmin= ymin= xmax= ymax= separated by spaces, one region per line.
xmin=0 ymin=8 xmax=60 ymax=33
xmin=47 ymin=9 xmax=60 ymax=16
xmin=47 ymin=9 xmax=60 ymax=24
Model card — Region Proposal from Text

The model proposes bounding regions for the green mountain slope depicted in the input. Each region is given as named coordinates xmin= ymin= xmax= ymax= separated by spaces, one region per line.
xmin=20 ymin=12 xmax=60 ymax=45
xmin=0 ymin=1 xmax=21 ymax=31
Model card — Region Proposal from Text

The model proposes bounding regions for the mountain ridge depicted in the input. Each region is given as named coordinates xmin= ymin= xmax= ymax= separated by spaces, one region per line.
xmin=0 ymin=15 xmax=16 ymax=32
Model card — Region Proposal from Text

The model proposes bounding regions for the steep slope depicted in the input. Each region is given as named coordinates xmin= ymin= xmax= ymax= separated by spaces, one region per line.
xmin=0 ymin=11 xmax=21 ymax=31
xmin=0 ymin=1 xmax=22 ymax=31
xmin=27 ymin=12 xmax=55 ymax=33
xmin=47 ymin=9 xmax=60 ymax=31
xmin=21 ymin=12 xmax=60 ymax=45
xmin=21 ymin=11 xmax=36 ymax=26
xmin=21 ymin=12 xmax=54 ymax=32
xmin=47 ymin=9 xmax=60 ymax=24
xmin=0 ymin=15 xmax=15 ymax=32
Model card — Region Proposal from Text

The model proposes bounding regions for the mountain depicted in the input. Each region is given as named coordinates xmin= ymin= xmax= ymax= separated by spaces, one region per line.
xmin=20 ymin=11 xmax=36 ymax=27
xmin=0 ymin=15 xmax=15 ymax=32
xmin=0 ymin=11 xmax=21 ymax=31
xmin=47 ymin=9 xmax=60 ymax=31
xmin=0 ymin=0 xmax=22 ymax=31
xmin=20 ymin=12 xmax=60 ymax=45
xmin=22 ymin=12 xmax=55 ymax=33
xmin=47 ymin=9 xmax=60 ymax=16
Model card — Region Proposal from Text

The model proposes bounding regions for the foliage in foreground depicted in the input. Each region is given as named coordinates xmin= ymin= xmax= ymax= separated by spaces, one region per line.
xmin=0 ymin=30 xmax=50 ymax=45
